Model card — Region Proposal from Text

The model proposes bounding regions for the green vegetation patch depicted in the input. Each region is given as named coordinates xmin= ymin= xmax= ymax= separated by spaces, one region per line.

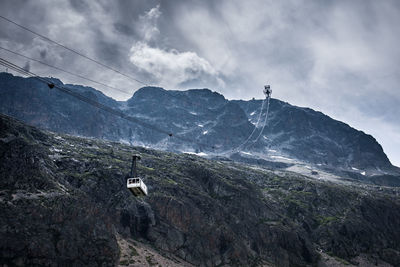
xmin=146 ymin=255 xmax=157 ymax=266
xmin=129 ymin=245 xmax=139 ymax=256
xmin=316 ymin=215 xmax=340 ymax=225
xmin=119 ymin=259 xmax=129 ymax=266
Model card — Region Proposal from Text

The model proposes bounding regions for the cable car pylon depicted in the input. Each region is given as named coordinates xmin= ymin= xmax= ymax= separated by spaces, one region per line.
xmin=245 ymin=85 xmax=272 ymax=149
xmin=224 ymin=85 xmax=272 ymax=155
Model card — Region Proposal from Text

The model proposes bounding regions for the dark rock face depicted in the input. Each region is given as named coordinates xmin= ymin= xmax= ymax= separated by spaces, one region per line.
xmin=2 ymin=196 xmax=118 ymax=266
xmin=0 ymin=72 xmax=395 ymax=172
xmin=1 ymin=114 xmax=400 ymax=266
xmin=0 ymin=73 xmax=127 ymax=142
xmin=0 ymin=115 xmax=119 ymax=266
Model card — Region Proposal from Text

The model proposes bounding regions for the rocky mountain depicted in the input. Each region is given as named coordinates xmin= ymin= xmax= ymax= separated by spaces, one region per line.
xmin=0 ymin=72 xmax=398 ymax=183
xmin=1 ymin=113 xmax=400 ymax=266
xmin=233 ymin=99 xmax=392 ymax=170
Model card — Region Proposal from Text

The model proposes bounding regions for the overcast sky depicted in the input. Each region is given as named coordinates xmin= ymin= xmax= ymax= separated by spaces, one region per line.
xmin=0 ymin=0 xmax=399 ymax=166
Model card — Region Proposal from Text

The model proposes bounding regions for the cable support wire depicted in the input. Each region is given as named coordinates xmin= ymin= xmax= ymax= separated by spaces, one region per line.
xmin=246 ymin=96 xmax=271 ymax=148
xmin=0 ymin=46 xmax=203 ymax=109
xmin=227 ymin=97 xmax=267 ymax=154
xmin=0 ymin=57 xmax=216 ymax=151
xmin=0 ymin=58 xmax=32 ymax=76
xmin=0 ymin=46 xmax=134 ymax=96
xmin=0 ymin=15 xmax=217 ymax=112
xmin=0 ymin=15 xmax=148 ymax=86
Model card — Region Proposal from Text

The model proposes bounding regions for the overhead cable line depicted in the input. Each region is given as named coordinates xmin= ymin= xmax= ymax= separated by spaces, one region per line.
xmin=0 ymin=15 xmax=148 ymax=86
xmin=0 ymin=59 xmax=31 ymax=76
xmin=0 ymin=46 xmax=133 ymax=96
xmin=246 ymin=96 xmax=271 ymax=148
xmin=221 ymin=86 xmax=272 ymax=155
xmin=0 ymin=57 xmax=216 ymax=151
xmin=0 ymin=15 xmax=221 ymax=110
xmin=0 ymin=45 xmax=203 ymax=108
xmin=229 ymin=98 xmax=267 ymax=153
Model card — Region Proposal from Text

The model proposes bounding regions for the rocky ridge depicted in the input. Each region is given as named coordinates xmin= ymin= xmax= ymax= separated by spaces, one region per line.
xmin=0 ymin=72 xmax=397 ymax=178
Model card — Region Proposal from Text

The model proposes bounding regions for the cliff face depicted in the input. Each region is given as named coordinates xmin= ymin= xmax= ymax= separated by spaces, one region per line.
xmin=0 ymin=115 xmax=119 ymax=266
xmin=1 ymin=114 xmax=400 ymax=266
xmin=0 ymin=72 xmax=395 ymax=172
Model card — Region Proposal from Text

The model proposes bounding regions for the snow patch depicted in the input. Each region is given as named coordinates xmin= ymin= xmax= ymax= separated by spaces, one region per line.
xmin=241 ymin=151 xmax=252 ymax=155
xmin=268 ymin=149 xmax=277 ymax=153
xmin=202 ymin=130 xmax=208 ymax=135
xmin=198 ymin=124 xmax=204 ymax=128
xmin=190 ymin=111 xmax=197 ymax=115
xmin=173 ymin=122 xmax=184 ymax=128
xmin=250 ymin=111 xmax=256 ymax=116
xmin=184 ymin=151 xmax=208 ymax=157
xmin=351 ymin=167 xmax=359 ymax=171
xmin=361 ymin=171 xmax=366 ymax=176
xmin=119 ymin=139 xmax=131 ymax=145
xmin=119 ymin=102 xmax=129 ymax=110
xmin=271 ymin=155 xmax=293 ymax=161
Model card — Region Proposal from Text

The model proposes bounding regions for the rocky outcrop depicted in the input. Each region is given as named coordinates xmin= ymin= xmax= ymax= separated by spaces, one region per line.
xmin=1 ymin=114 xmax=400 ymax=266
xmin=0 ymin=115 xmax=119 ymax=266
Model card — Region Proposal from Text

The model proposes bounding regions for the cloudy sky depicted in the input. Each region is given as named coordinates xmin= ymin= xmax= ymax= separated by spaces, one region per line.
xmin=0 ymin=0 xmax=399 ymax=166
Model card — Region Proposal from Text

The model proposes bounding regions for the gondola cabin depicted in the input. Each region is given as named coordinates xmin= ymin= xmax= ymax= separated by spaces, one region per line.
xmin=127 ymin=177 xmax=148 ymax=196
xmin=127 ymin=154 xmax=148 ymax=197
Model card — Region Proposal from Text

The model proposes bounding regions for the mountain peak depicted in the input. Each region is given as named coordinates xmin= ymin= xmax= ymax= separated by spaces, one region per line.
xmin=127 ymin=86 xmax=167 ymax=106
xmin=132 ymin=86 xmax=166 ymax=98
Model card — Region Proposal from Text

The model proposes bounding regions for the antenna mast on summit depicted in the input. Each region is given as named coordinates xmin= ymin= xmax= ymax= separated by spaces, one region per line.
xmin=263 ymin=85 xmax=272 ymax=99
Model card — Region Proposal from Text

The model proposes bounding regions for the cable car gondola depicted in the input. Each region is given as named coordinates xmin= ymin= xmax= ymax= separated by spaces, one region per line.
xmin=127 ymin=154 xmax=148 ymax=197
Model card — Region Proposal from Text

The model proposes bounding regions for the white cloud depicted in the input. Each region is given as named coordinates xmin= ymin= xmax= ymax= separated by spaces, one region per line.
xmin=173 ymin=5 xmax=239 ymax=76
xmin=138 ymin=4 xmax=161 ymax=42
xmin=129 ymin=42 xmax=222 ymax=89
xmin=128 ymin=4 xmax=224 ymax=89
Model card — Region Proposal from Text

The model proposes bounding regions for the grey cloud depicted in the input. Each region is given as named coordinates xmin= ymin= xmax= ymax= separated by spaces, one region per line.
xmin=68 ymin=0 xmax=90 ymax=12
xmin=22 ymin=61 xmax=30 ymax=72
xmin=113 ymin=23 xmax=135 ymax=36
xmin=39 ymin=49 xmax=46 ymax=59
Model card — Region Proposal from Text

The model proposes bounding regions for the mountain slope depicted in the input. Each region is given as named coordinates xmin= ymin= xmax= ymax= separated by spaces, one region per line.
xmin=0 ymin=72 xmax=397 ymax=178
xmin=1 ymin=114 xmax=400 ymax=266
xmin=234 ymin=99 xmax=392 ymax=170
